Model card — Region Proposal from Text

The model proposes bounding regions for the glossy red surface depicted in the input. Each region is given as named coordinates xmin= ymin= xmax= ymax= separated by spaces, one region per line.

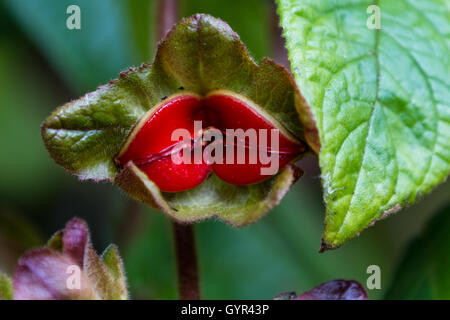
xmin=117 ymin=93 xmax=303 ymax=192
xmin=204 ymin=94 xmax=303 ymax=185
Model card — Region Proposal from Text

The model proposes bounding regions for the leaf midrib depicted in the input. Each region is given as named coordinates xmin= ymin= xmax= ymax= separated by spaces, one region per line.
xmin=335 ymin=1 xmax=382 ymax=237
xmin=334 ymin=0 xmax=443 ymax=240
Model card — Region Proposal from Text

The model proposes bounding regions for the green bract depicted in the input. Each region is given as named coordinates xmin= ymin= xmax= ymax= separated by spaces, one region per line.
xmin=42 ymin=14 xmax=306 ymax=226
xmin=0 ymin=272 xmax=13 ymax=300
xmin=277 ymin=0 xmax=450 ymax=249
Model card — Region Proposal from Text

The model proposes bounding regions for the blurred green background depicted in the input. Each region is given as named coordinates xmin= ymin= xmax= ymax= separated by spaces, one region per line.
xmin=0 ymin=0 xmax=449 ymax=300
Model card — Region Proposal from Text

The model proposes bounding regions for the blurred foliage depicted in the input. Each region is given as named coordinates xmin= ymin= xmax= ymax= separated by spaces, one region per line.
xmin=386 ymin=204 xmax=450 ymax=299
xmin=0 ymin=211 xmax=43 ymax=273
xmin=0 ymin=31 xmax=65 ymax=205
xmin=0 ymin=0 xmax=448 ymax=300
xmin=3 ymin=0 xmax=156 ymax=94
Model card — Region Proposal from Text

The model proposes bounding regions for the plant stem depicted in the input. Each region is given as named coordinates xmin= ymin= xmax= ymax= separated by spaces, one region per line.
xmin=156 ymin=0 xmax=178 ymax=40
xmin=172 ymin=223 xmax=201 ymax=300
xmin=270 ymin=0 xmax=290 ymax=68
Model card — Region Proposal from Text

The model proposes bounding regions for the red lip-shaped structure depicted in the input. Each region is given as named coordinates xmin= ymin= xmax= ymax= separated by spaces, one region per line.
xmin=116 ymin=90 xmax=305 ymax=192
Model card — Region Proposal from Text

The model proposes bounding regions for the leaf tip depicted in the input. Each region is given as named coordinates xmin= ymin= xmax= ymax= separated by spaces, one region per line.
xmin=318 ymin=236 xmax=341 ymax=253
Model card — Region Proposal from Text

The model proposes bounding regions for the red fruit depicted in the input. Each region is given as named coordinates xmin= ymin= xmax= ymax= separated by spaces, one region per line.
xmin=116 ymin=90 xmax=304 ymax=192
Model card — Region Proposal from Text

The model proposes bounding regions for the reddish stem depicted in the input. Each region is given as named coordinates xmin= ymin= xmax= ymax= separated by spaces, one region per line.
xmin=270 ymin=1 xmax=290 ymax=68
xmin=172 ymin=223 xmax=201 ymax=300
xmin=156 ymin=0 xmax=179 ymax=39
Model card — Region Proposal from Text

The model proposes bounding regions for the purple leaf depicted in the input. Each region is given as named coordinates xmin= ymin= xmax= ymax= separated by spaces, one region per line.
xmin=13 ymin=248 xmax=94 ymax=300
xmin=12 ymin=218 xmax=128 ymax=300
xmin=295 ymin=280 xmax=368 ymax=300
xmin=62 ymin=218 xmax=89 ymax=267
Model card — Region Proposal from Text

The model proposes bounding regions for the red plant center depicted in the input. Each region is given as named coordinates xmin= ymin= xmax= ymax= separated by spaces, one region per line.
xmin=116 ymin=91 xmax=305 ymax=192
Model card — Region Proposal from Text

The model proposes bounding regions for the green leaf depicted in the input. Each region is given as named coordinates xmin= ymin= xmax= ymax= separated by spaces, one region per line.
xmin=0 ymin=272 xmax=13 ymax=300
xmin=102 ymin=244 xmax=128 ymax=299
xmin=42 ymin=14 xmax=306 ymax=225
xmin=277 ymin=0 xmax=450 ymax=249
xmin=41 ymin=77 xmax=148 ymax=180
xmin=102 ymin=245 xmax=125 ymax=280
xmin=84 ymin=243 xmax=127 ymax=300
xmin=386 ymin=205 xmax=450 ymax=299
